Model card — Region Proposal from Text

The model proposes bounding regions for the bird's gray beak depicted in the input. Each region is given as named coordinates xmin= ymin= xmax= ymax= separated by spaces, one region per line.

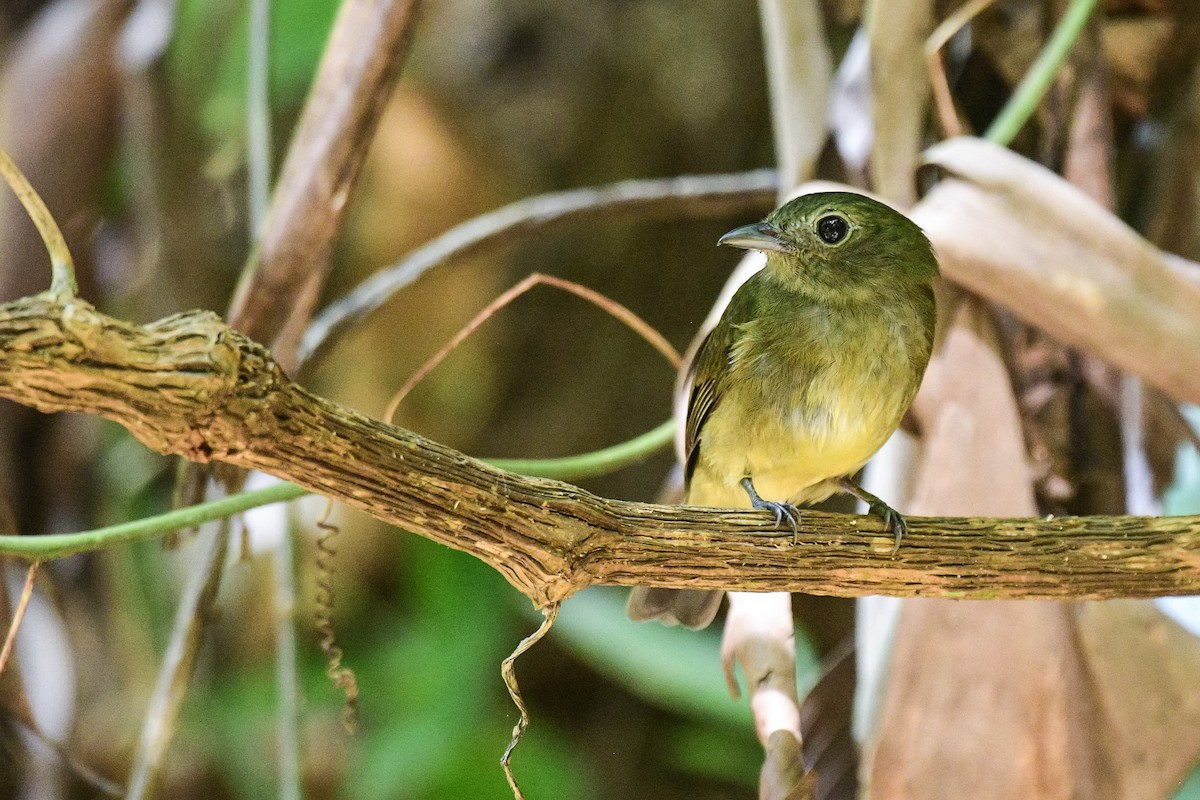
xmin=717 ymin=222 xmax=790 ymax=253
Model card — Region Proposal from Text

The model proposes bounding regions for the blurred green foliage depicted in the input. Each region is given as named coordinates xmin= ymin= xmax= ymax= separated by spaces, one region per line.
xmin=171 ymin=0 xmax=341 ymax=152
xmin=173 ymin=530 xmax=788 ymax=798
xmin=1175 ymin=764 xmax=1200 ymax=800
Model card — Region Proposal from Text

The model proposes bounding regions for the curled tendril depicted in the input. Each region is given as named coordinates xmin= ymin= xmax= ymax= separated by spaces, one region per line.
xmin=314 ymin=500 xmax=358 ymax=733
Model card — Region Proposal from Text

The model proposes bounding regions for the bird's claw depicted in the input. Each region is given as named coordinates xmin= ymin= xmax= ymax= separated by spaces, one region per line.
xmin=739 ymin=477 xmax=801 ymax=542
xmin=752 ymin=497 xmax=801 ymax=537
xmin=868 ymin=500 xmax=907 ymax=555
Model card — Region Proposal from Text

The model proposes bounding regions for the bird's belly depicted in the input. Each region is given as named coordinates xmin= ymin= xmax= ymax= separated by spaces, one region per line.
xmin=688 ymin=384 xmax=907 ymax=509
xmin=750 ymin=420 xmax=885 ymax=495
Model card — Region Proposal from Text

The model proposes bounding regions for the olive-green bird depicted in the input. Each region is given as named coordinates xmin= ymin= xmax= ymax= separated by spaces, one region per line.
xmin=627 ymin=191 xmax=939 ymax=629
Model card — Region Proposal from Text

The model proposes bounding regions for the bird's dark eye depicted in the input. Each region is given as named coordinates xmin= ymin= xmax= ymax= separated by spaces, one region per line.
xmin=816 ymin=214 xmax=849 ymax=244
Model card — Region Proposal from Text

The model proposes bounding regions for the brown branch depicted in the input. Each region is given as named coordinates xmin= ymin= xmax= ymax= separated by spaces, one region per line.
xmin=227 ymin=0 xmax=421 ymax=350
xmin=0 ymin=561 xmax=38 ymax=676
xmin=383 ymin=272 xmax=681 ymax=424
xmin=3 ymin=295 xmax=1200 ymax=604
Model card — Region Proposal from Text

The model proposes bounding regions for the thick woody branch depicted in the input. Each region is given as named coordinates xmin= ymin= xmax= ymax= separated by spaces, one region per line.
xmin=3 ymin=295 xmax=1200 ymax=605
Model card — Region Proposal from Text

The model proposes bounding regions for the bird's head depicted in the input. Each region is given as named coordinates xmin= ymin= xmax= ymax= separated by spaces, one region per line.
xmin=719 ymin=191 xmax=938 ymax=302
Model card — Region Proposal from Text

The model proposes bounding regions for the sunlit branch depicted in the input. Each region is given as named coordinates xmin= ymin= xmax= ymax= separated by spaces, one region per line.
xmin=1 ymin=295 xmax=1199 ymax=605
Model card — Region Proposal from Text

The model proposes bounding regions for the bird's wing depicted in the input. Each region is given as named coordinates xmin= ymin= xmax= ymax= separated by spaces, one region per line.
xmin=683 ymin=280 xmax=757 ymax=487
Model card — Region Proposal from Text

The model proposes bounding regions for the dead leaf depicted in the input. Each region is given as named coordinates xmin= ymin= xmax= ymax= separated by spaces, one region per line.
xmin=758 ymin=0 xmax=833 ymax=194
xmin=862 ymin=299 xmax=1096 ymax=799
xmin=864 ymin=0 xmax=933 ymax=206
xmin=868 ymin=601 xmax=1122 ymax=800
xmin=907 ymin=296 xmax=1038 ymax=515
xmin=862 ymin=265 xmax=1200 ymax=800
xmin=1075 ymin=600 xmax=1200 ymax=796
xmin=915 ymin=136 xmax=1200 ymax=404
xmin=722 ymin=591 xmax=807 ymax=800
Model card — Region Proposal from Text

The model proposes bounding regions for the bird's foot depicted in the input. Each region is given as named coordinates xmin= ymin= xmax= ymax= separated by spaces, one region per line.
xmin=866 ymin=499 xmax=907 ymax=555
xmin=755 ymin=497 xmax=801 ymax=533
xmin=739 ymin=477 xmax=801 ymax=539
xmin=836 ymin=478 xmax=907 ymax=555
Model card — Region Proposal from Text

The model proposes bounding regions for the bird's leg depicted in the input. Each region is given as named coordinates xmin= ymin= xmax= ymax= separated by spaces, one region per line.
xmin=836 ymin=478 xmax=906 ymax=554
xmin=740 ymin=477 xmax=800 ymax=537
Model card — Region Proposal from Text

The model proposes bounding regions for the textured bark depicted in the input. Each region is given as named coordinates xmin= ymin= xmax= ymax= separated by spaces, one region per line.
xmin=4 ymin=295 xmax=1200 ymax=605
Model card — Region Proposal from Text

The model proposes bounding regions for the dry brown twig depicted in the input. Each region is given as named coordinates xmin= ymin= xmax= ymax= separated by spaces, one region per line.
xmin=501 ymin=603 xmax=559 ymax=800
xmin=228 ymin=0 xmax=423 ymax=357
xmin=379 ymin=270 xmax=683 ymax=796
xmin=924 ymin=0 xmax=999 ymax=138
xmin=0 ymin=561 xmax=39 ymax=677
xmin=384 ymin=272 xmax=682 ymax=423
xmin=298 ymin=169 xmax=777 ymax=370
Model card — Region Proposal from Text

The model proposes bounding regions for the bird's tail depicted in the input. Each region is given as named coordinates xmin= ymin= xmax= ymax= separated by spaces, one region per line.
xmin=626 ymin=586 xmax=723 ymax=630
xmin=626 ymin=473 xmax=729 ymax=629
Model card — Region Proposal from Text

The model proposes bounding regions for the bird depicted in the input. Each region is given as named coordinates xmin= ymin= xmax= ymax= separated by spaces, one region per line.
xmin=627 ymin=191 xmax=939 ymax=629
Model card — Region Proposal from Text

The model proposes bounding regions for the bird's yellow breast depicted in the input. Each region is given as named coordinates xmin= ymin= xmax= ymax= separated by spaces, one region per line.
xmin=686 ymin=301 xmax=927 ymax=509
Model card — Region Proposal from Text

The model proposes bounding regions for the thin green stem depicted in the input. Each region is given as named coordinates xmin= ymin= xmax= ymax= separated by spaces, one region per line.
xmin=247 ymin=0 xmax=272 ymax=234
xmin=984 ymin=0 xmax=1098 ymax=146
xmin=486 ymin=419 xmax=675 ymax=480
xmin=0 ymin=481 xmax=306 ymax=559
xmin=0 ymin=419 xmax=676 ymax=560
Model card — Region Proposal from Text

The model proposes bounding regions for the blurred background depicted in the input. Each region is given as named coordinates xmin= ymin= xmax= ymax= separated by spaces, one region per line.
xmin=0 ymin=0 xmax=1198 ymax=798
